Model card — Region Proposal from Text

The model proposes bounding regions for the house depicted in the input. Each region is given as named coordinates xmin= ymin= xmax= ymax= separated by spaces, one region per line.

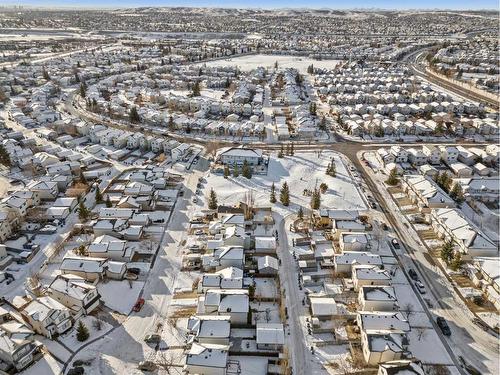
xmin=184 ymin=342 xmax=228 ymax=375
xmin=21 ymin=296 xmax=72 ymax=339
xmin=339 ymin=233 xmax=370 ymax=252
xmin=60 ymin=256 xmax=126 ymax=281
xmin=203 ymin=246 xmax=245 ymax=271
xmin=352 ymin=265 xmax=392 ymax=291
xmin=377 ymin=360 xmax=424 ymax=375
xmin=401 ymin=175 xmax=455 ymax=211
xmin=25 ymin=180 xmax=59 ymax=200
xmin=431 ymin=208 xmax=497 ymax=258
xmin=390 ymin=146 xmax=408 ymax=163
xmin=358 ymin=286 xmax=398 ymax=312
xmin=257 ymin=256 xmax=279 ymax=275
xmin=48 ymin=274 xmax=101 ymax=315
xmin=53 ymin=197 xmax=78 ymax=211
xmin=46 ymin=207 xmax=70 ymax=220
xmin=199 ymin=267 xmax=243 ymax=292
xmin=334 ymin=252 xmax=383 ymax=275
xmin=87 ymin=235 xmax=136 ymax=262
xmin=187 ymin=315 xmax=231 ymax=345
xmin=449 ymin=162 xmax=472 ymax=178
xmin=439 ymin=146 xmax=459 ymax=164
xmin=198 ymin=289 xmax=249 ymax=324
xmin=216 ymin=147 xmax=264 ymax=166
xmin=358 ymin=312 xmax=410 ymax=366
xmin=310 ymin=297 xmax=339 ymax=320
xmin=418 ymin=164 xmax=438 ymax=179
xmin=422 ymin=145 xmax=441 ymax=165
xmin=0 ymin=310 xmax=41 ymax=372
xmin=407 ymin=148 xmax=427 ymax=166
xmin=256 ymin=323 xmax=285 ymax=350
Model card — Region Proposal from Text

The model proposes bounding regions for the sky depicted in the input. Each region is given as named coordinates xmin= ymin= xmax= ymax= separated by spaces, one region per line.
xmin=2 ymin=0 xmax=498 ymax=10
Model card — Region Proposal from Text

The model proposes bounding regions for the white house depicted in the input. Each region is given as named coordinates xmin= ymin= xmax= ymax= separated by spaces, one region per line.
xmin=21 ymin=297 xmax=72 ymax=339
xmin=358 ymin=285 xmax=398 ymax=312
xmin=48 ymin=274 xmax=101 ymax=315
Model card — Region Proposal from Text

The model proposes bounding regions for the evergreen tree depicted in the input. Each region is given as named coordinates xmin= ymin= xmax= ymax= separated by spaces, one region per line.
xmin=319 ymin=116 xmax=327 ymax=131
xmin=285 ymin=144 xmax=290 ymax=156
xmin=280 ymin=182 xmax=290 ymax=206
xmin=278 ymin=144 xmax=284 ymax=158
xmin=105 ymin=195 xmax=112 ymax=208
xmin=270 ymin=183 xmax=277 ymax=203
xmin=450 ymin=252 xmax=463 ymax=271
xmin=307 ymin=64 xmax=314 ymax=74
xmin=129 ymin=106 xmax=140 ymax=123
xmin=76 ymin=321 xmax=89 ymax=342
xmin=274 ymin=61 xmax=278 ymax=69
xmin=0 ymin=144 xmax=11 ymax=168
xmin=310 ymin=189 xmax=321 ymax=210
xmin=78 ymin=201 xmax=90 ymax=222
xmin=450 ymin=182 xmax=464 ymax=204
xmin=223 ymin=165 xmax=230 ymax=179
xmin=440 ymin=172 xmax=452 ymax=192
xmin=42 ymin=67 xmax=50 ymax=81
xmin=297 ymin=206 xmax=304 ymax=220
xmin=168 ymin=116 xmax=175 ymax=131
xmin=319 ymin=182 xmax=328 ymax=194
xmin=233 ymin=164 xmax=239 ymax=177
xmin=386 ymin=167 xmax=399 ymax=186
xmin=95 ymin=186 xmax=103 ymax=204
xmin=290 ymin=143 xmax=294 ymax=156
xmin=79 ymin=82 xmax=86 ymax=98
xmin=242 ymin=160 xmax=252 ymax=179
xmin=208 ymin=188 xmax=218 ymax=210
xmin=440 ymin=240 xmax=454 ymax=265
xmin=191 ymin=81 xmax=201 ymax=97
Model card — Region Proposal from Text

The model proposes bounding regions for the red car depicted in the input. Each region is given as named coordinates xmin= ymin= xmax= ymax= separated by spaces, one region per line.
xmin=133 ymin=298 xmax=145 ymax=312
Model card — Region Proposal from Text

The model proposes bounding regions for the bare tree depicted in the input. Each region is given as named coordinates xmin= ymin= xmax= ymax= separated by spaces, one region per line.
xmin=205 ymin=140 xmax=220 ymax=161
xmin=401 ymin=302 xmax=414 ymax=320
xmin=156 ymin=351 xmax=183 ymax=374
xmin=416 ymin=327 xmax=427 ymax=341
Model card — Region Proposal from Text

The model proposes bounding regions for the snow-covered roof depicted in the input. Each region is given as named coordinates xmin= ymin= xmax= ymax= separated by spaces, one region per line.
xmin=256 ymin=323 xmax=284 ymax=345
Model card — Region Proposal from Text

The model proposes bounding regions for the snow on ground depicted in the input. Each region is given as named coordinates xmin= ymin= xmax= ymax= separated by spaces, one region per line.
xmin=36 ymin=336 xmax=72 ymax=362
xmin=407 ymin=329 xmax=453 ymax=365
xmin=204 ymin=152 xmax=366 ymax=212
xmin=251 ymin=301 xmax=281 ymax=324
xmin=228 ymin=356 xmax=269 ymax=375
xmin=197 ymin=54 xmax=342 ymax=73
xmin=59 ymin=315 xmax=113 ymax=352
xmin=98 ymin=280 xmax=144 ymax=314
xmin=252 ymin=278 xmax=278 ymax=299
xmin=19 ymin=353 xmax=62 ymax=375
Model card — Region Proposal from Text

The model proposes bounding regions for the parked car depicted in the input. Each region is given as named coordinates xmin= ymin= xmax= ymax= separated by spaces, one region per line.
xmin=138 ymin=361 xmax=157 ymax=371
xmin=381 ymin=222 xmax=388 ymax=230
xmin=472 ymin=317 xmax=489 ymax=332
xmin=127 ymin=267 xmax=141 ymax=275
xmin=408 ymin=269 xmax=418 ymax=281
xmin=391 ymin=238 xmax=400 ymax=249
xmin=436 ymin=316 xmax=451 ymax=336
xmin=68 ymin=367 xmax=85 ymax=375
xmin=133 ymin=298 xmax=145 ymax=312
xmin=415 ymin=281 xmax=426 ymax=294
xmin=144 ymin=334 xmax=161 ymax=344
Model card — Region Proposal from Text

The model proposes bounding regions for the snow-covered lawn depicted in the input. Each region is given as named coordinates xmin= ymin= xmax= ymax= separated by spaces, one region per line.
xmin=252 ymin=278 xmax=279 ymax=299
xmin=197 ymin=54 xmax=342 ymax=73
xmin=59 ymin=315 xmax=113 ymax=352
xmin=251 ymin=301 xmax=281 ymax=324
xmin=98 ymin=279 xmax=145 ymax=314
xmin=407 ymin=329 xmax=453 ymax=365
xmin=228 ymin=355 xmax=270 ymax=375
xmin=36 ymin=336 xmax=72 ymax=362
xmin=204 ymin=152 xmax=366 ymax=212
xmin=19 ymin=354 xmax=62 ymax=375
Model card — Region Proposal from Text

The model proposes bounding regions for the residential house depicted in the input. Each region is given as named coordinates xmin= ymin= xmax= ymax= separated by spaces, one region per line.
xmin=256 ymin=323 xmax=285 ymax=351
xmin=184 ymin=342 xmax=228 ymax=375
xmin=187 ymin=315 xmax=231 ymax=345
xmin=48 ymin=274 xmax=101 ymax=315
xmin=21 ymin=297 xmax=72 ymax=339
xmin=358 ymin=286 xmax=398 ymax=312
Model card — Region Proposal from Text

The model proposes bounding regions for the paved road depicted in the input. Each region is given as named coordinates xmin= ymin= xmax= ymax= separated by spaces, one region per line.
xmin=275 ymin=214 xmax=310 ymax=375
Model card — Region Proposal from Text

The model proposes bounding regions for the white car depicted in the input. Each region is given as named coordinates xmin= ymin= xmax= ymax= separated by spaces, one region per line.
xmin=415 ymin=281 xmax=426 ymax=294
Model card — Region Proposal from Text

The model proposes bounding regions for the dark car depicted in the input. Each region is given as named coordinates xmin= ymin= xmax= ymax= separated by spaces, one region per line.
xmin=68 ymin=367 xmax=85 ymax=375
xmin=408 ymin=269 xmax=418 ymax=281
xmin=436 ymin=316 xmax=451 ymax=336
xmin=133 ymin=298 xmax=145 ymax=312
xmin=127 ymin=267 xmax=141 ymax=275
xmin=391 ymin=238 xmax=400 ymax=249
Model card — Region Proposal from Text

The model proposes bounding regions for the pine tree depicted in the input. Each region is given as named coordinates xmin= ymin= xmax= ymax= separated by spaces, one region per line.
xmin=95 ymin=186 xmax=103 ymax=204
xmin=105 ymin=195 xmax=112 ymax=208
xmin=191 ymin=81 xmax=201 ymax=97
xmin=233 ymin=164 xmax=239 ymax=178
xmin=278 ymin=145 xmax=284 ymax=158
xmin=450 ymin=252 xmax=463 ymax=271
xmin=280 ymin=182 xmax=290 ymax=206
xmin=168 ymin=116 xmax=175 ymax=131
xmin=223 ymin=165 xmax=230 ymax=179
xmin=78 ymin=201 xmax=90 ymax=222
xmin=129 ymin=106 xmax=140 ymax=123
xmin=208 ymin=188 xmax=218 ymax=210
xmin=309 ymin=102 xmax=317 ymax=116
xmin=450 ymin=182 xmax=464 ymax=204
xmin=290 ymin=143 xmax=294 ymax=156
xmin=440 ymin=240 xmax=454 ymax=265
xmin=319 ymin=182 xmax=328 ymax=194
xmin=297 ymin=206 xmax=304 ymax=220
xmin=386 ymin=167 xmax=399 ymax=186
xmin=440 ymin=172 xmax=452 ymax=192
xmin=0 ymin=144 xmax=11 ymax=168
xmin=270 ymin=183 xmax=277 ymax=203
xmin=42 ymin=67 xmax=50 ymax=81
xmin=242 ymin=160 xmax=252 ymax=179
xmin=285 ymin=144 xmax=290 ymax=156
xmin=79 ymin=82 xmax=86 ymax=98
xmin=76 ymin=321 xmax=89 ymax=342
xmin=330 ymin=158 xmax=336 ymax=177
xmin=319 ymin=116 xmax=327 ymax=131
xmin=310 ymin=189 xmax=321 ymax=210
